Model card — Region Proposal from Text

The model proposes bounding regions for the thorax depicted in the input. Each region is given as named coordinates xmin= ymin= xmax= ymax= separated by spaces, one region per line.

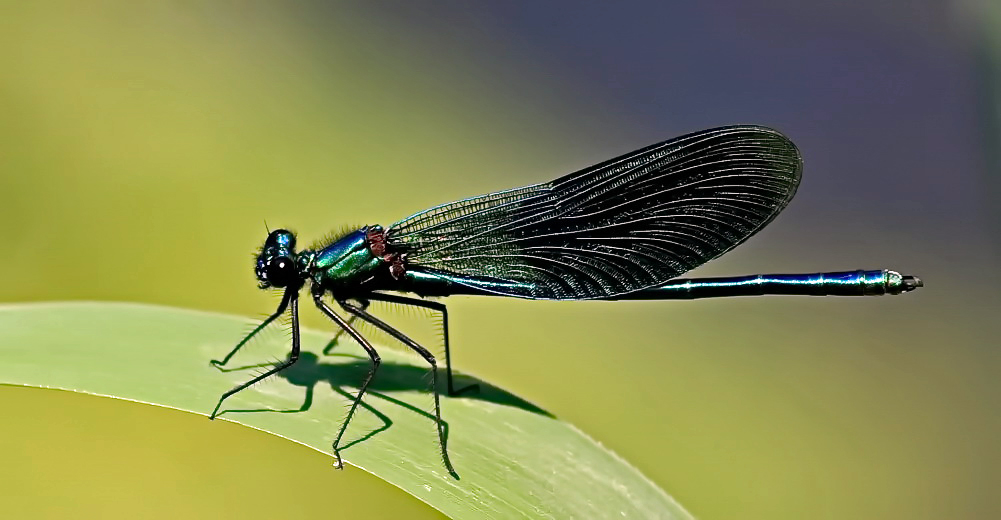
xmin=305 ymin=226 xmax=407 ymax=297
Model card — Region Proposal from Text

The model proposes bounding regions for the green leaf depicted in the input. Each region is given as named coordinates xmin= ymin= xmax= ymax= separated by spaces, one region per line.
xmin=0 ymin=302 xmax=690 ymax=519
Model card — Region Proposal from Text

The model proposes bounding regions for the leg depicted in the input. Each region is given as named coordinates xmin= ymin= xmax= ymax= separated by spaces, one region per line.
xmin=365 ymin=292 xmax=478 ymax=396
xmin=312 ymin=293 xmax=381 ymax=470
xmin=339 ymin=299 xmax=457 ymax=477
xmin=322 ymin=298 xmax=369 ymax=355
xmin=210 ymin=293 xmax=301 ymax=419
xmin=212 ymin=288 xmax=292 ymax=367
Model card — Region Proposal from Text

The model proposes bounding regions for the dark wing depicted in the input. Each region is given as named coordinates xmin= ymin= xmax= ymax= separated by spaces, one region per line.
xmin=387 ymin=125 xmax=802 ymax=300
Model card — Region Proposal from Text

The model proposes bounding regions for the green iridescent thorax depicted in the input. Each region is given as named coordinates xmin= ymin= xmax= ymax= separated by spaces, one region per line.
xmin=306 ymin=228 xmax=383 ymax=293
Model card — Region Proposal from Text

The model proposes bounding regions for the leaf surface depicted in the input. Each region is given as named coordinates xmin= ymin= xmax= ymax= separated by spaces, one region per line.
xmin=0 ymin=302 xmax=690 ymax=519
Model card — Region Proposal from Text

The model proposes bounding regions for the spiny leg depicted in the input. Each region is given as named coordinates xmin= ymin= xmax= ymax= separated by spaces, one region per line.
xmin=339 ymin=299 xmax=457 ymax=477
xmin=210 ymin=293 xmax=301 ymax=419
xmin=211 ymin=288 xmax=292 ymax=367
xmin=322 ymin=298 xmax=369 ymax=355
xmin=312 ymin=292 xmax=381 ymax=470
xmin=366 ymin=292 xmax=478 ymax=396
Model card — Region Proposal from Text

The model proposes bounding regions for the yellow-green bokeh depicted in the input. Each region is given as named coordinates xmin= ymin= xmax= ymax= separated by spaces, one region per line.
xmin=1 ymin=2 xmax=998 ymax=519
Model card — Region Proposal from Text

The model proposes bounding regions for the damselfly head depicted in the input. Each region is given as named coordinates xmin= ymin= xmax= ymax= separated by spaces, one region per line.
xmin=255 ymin=229 xmax=298 ymax=289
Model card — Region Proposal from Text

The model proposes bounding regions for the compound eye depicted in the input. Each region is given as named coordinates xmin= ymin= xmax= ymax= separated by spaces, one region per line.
xmin=265 ymin=257 xmax=296 ymax=288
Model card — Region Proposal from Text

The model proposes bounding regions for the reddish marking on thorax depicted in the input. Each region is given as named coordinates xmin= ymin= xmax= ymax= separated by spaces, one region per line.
xmin=366 ymin=226 xmax=407 ymax=280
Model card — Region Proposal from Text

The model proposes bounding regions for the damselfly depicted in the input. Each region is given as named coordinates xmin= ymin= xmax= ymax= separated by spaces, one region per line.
xmin=209 ymin=126 xmax=922 ymax=474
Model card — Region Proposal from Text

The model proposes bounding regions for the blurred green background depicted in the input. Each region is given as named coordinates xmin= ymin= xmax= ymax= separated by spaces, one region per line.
xmin=1 ymin=1 xmax=998 ymax=518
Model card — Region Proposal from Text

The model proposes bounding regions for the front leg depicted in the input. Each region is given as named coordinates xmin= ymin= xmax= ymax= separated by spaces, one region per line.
xmin=211 ymin=289 xmax=293 ymax=368
xmin=209 ymin=292 xmax=301 ymax=419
